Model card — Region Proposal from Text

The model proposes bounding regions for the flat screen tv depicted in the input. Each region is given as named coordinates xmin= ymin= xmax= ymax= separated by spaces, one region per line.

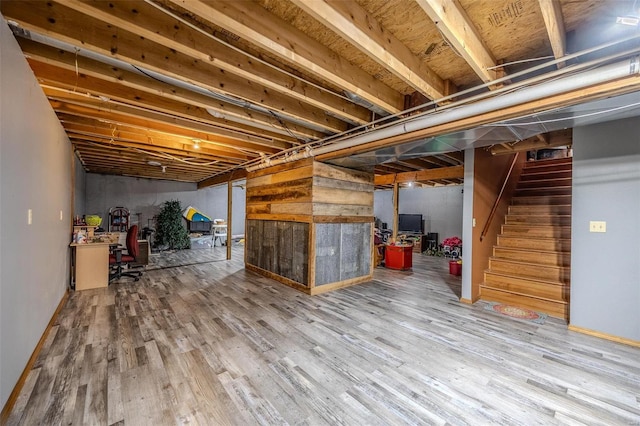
xmin=398 ymin=214 xmax=423 ymax=234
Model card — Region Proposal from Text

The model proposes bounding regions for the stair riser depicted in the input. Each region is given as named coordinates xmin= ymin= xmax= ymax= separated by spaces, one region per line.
xmin=480 ymin=287 xmax=568 ymax=319
xmin=505 ymin=216 xmax=572 ymax=226
xmin=481 ymin=277 xmax=568 ymax=303
xmin=519 ymin=170 xmax=572 ymax=181
xmin=501 ymin=226 xmax=571 ymax=238
xmin=511 ymin=195 xmax=572 ymax=205
xmin=514 ymin=187 xmax=572 ymax=196
xmin=497 ymin=236 xmax=571 ymax=251
xmin=517 ymin=179 xmax=572 ymax=189
xmin=489 ymin=259 xmax=570 ymax=282
xmin=508 ymin=205 xmax=572 ymax=215
xmin=492 ymin=248 xmax=571 ymax=266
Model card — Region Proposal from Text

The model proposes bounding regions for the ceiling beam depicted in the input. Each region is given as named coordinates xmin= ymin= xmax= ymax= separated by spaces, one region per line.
xmin=19 ymin=38 xmax=325 ymax=141
xmin=415 ymin=0 xmax=497 ymax=83
xmin=538 ymin=0 xmax=567 ymax=69
xmin=198 ymin=169 xmax=248 ymax=189
xmin=374 ymin=165 xmax=464 ymax=185
xmin=64 ymin=122 xmax=250 ymax=161
xmin=44 ymin=88 xmax=293 ymax=150
xmin=165 ymin=0 xmax=405 ymax=114
xmin=2 ymin=1 xmax=346 ymax=134
xmin=30 ymin=60 xmax=308 ymax=146
xmin=55 ymin=109 xmax=281 ymax=155
xmin=55 ymin=0 xmax=371 ymax=126
xmin=291 ymin=0 xmax=445 ymax=100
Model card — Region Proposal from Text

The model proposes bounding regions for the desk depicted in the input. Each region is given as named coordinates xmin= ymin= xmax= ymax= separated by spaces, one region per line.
xmin=70 ymin=242 xmax=111 ymax=290
xmin=211 ymin=224 xmax=227 ymax=246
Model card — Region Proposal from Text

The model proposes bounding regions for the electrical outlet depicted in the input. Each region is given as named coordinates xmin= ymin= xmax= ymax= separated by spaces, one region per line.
xmin=589 ymin=221 xmax=606 ymax=233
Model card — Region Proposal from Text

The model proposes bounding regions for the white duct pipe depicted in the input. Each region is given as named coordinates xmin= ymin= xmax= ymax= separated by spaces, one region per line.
xmin=247 ymin=56 xmax=640 ymax=172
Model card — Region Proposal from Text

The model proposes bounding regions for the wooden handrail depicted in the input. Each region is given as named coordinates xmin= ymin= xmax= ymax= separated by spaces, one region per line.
xmin=480 ymin=152 xmax=519 ymax=242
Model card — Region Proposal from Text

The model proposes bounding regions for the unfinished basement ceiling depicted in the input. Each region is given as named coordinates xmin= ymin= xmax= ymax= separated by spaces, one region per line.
xmin=2 ymin=0 xmax=640 ymax=187
xmin=329 ymin=90 xmax=640 ymax=170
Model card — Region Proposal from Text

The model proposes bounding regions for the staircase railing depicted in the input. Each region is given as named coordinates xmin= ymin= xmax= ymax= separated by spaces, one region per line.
xmin=480 ymin=152 xmax=519 ymax=242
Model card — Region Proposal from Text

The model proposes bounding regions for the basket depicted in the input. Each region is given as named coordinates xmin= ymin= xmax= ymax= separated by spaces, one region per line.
xmin=85 ymin=215 xmax=102 ymax=226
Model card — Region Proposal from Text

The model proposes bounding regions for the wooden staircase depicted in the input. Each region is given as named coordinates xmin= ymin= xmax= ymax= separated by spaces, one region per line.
xmin=481 ymin=157 xmax=572 ymax=320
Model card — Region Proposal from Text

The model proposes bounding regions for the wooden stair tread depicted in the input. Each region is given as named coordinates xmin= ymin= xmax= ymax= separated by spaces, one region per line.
xmin=480 ymin=284 xmax=569 ymax=305
xmin=482 ymin=270 xmax=569 ymax=287
xmin=489 ymin=257 xmax=569 ymax=269
xmin=499 ymin=234 xmax=571 ymax=241
xmin=492 ymin=245 xmax=569 ymax=256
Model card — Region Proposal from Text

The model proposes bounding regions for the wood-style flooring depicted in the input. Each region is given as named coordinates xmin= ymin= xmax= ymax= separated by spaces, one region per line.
xmin=7 ymin=245 xmax=640 ymax=425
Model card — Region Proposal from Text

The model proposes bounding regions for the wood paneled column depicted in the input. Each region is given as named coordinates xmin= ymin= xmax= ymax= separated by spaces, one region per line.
xmin=245 ymin=158 xmax=374 ymax=295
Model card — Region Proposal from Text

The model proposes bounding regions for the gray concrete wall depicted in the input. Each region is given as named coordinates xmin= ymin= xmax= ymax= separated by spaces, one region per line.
xmin=85 ymin=174 xmax=246 ymax=235
xmin=571 ymin=117 xmax=640 ymax=341
xmin=0 ymin=18 xmax=73 ymax=408
xmin=374 ymin=185 xmax=464 ymax=242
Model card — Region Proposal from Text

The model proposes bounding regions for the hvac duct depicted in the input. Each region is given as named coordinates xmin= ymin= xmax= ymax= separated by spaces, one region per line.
xmin=247 ymin=56 xmax=640 ymax=172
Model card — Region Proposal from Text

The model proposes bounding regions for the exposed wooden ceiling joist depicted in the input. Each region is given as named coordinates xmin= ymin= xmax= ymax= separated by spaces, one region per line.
xmin=538 ymin=0 xmax=567 ymax=68
xmin=164 ymin=0 xmax=405 ymax=114
xmin=19 ymin=38 xmax=325 ymax=141
xmin=56 ymin=0 xmax=372 ymax=127
xmin=291 ymin=0 xmax=445 ymax=100
xmin=415 ymin=0 xmax=497 ymax=83
xmin=4 ymin=0 xmax=346 ymax=134
xmin=44 ymin=88 xmax=293 ymax=149
xmin=374 ymin=165 xmax=464 ymax=185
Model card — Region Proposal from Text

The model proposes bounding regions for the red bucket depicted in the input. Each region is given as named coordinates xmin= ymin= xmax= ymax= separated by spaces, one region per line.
xmin=449 ymin=260 xmax=462 ymax=276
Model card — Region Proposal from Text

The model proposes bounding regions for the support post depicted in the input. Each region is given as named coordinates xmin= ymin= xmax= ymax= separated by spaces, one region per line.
xmin=227 ymin=180 xmax=232 ymax=260
xmin=392 ymin=181 xmax=399 ymax=242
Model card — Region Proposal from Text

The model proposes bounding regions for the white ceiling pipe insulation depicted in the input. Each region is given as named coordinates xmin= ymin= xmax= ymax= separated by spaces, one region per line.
xmin=246 ymin=56 xmax=640 ymax=172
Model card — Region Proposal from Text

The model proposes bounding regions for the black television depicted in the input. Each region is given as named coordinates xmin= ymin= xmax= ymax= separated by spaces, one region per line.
xmin=398 ymin=214 xmax=423 ymax=234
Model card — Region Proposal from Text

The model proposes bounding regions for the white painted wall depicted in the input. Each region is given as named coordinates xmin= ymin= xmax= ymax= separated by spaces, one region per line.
xmin=374 ymin=185 xmax=464 ymax=242
xmin=0 ymin=19 xmax=73 ymax=408
xmin=84 ymin=174 xmax=247 ymax=235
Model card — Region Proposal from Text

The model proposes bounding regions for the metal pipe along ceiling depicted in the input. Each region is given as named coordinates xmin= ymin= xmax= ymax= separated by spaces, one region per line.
xmin=246 ymin=56 xmax=640 ymax=172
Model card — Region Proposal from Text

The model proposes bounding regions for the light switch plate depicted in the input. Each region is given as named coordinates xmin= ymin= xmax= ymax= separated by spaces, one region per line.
xmin=28 ymin=209 xmax=32 ymax=225
xmin=589 ymin=221 xmax=606 ymax=233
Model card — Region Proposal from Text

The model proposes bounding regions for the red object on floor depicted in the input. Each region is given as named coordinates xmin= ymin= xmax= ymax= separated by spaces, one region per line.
xmin=385 ymin=244 xmax=412 ymax=270
xmin=449 ymin=260 xmax=462 ymax=276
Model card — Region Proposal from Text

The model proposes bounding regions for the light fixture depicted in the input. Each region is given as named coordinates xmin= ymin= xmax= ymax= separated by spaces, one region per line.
xmin=161 ymin=166 xmax=167 ymax=173
xmin=147 ymin=160 xmax=162 ymax=166
xmin=617 ymin=0 xmax=640 ymax=26
xmin=616 ymin=15 xmax=640 ymax=26
xmin=193 ymin=139 xmax=201 ymax=149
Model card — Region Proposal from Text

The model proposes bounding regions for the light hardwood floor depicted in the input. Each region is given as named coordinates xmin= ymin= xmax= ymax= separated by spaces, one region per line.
xmin=6 ymin=245 xmax=640 ymax=425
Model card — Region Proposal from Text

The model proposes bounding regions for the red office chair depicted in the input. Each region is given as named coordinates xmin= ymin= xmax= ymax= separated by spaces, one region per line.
xmin=109 ymin=225 xmax=143 ymax=282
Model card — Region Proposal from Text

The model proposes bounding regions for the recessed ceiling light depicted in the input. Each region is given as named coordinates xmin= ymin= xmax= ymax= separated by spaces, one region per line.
xmin=616 ymin=15 xmax=640 ymax=26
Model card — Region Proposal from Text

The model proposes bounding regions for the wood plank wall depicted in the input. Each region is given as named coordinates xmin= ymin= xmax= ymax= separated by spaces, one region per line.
xmin=245 ymin=159 xmax=374 ymax=294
